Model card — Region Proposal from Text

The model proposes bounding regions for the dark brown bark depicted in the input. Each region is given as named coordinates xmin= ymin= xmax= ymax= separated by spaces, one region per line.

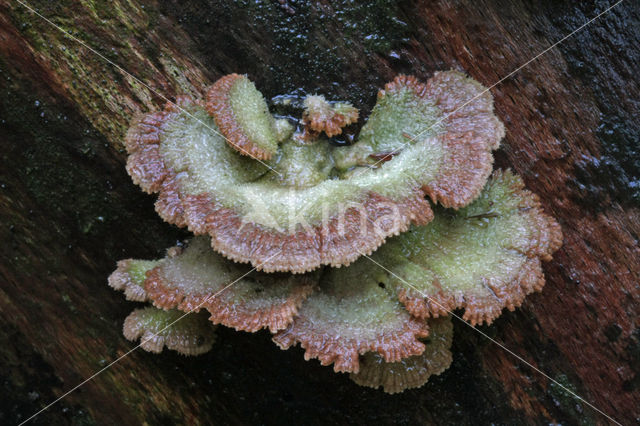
xmin=0 ymin=1 xmax=638 ymax=424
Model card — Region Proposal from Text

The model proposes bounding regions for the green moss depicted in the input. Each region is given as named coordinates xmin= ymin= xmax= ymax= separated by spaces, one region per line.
xmin=126 ymin=260 xmax=159 ymax=285
xmin=7 ymin=0 xmax=201 ymax=148
xmin=61 ymin=293 xmax=77 ymax=313
xmin=549 ymin=374 xmax=595 ymax=426
xmin=0 ymin=55 xmax=186 ymax=270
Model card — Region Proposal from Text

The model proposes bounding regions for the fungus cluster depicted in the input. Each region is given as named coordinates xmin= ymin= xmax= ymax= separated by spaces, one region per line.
xmin=110 ymin=71 xmax=562 ymax=393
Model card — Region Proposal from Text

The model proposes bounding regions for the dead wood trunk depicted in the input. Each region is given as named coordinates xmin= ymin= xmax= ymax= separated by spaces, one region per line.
xmin=0 ymin=1 xmax=638 ymax=424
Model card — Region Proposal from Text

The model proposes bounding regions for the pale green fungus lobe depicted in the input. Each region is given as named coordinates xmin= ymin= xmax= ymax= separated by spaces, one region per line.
xmin=273 ymin=118 xmax=295 ymax=143
xmin=124 ymin=72 xmax=504 ymax=273
xmin=141 ymin=236 xmax=316 ymax=332
xmin=332 ymin=75 xmax=443 ymax=169
xmin=350 ymin=316 xmax=453 ymax=394
xmin=373 ymin=170 xmax=563 ymax=326
xmin=108 ymin=258 xmax=160 ymax=302
xmin=272 ymin=257 xmax=430 ymax=373
xmin=264 ymin=136 xmax=335 ymax=188
xmin=206 ymin=74 xmax=279 ymax=160
xmin=123 ymin=307 xmax=216 ymax=356
xmin=334 ymin=72 xmax=504 ymax=208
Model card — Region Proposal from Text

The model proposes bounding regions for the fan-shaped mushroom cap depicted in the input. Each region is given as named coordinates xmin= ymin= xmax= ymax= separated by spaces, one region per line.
xmin=123 ymin=307 xmax=216 ymax=356
xmin=124 ymin=71 xmax=503 ymax=273
xmin=108 ymin=259 xmax=159 ymax=302
xmin=302 ymin=95 xmax=359 ymax=138
xmin=272 ymin=258 xmax=430 ymax=373
xmin=206 ymin=74 xmax=280 ymax=160
xmin=350 ymin=316 xmax=453 ymax=394
xmin=142 ymin=236 xmax=316 ymax=332
xmin=334 ymin=71 xmax=504 ymax=208
xmin=375 ymin=170 xmax=562 ymax=326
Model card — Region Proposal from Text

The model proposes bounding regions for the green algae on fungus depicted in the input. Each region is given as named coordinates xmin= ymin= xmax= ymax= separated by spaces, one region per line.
xmin=113 ymin=70 xmax=562 ymax=393
xmin=108 ymin=258 xmax=160 ymax=302
xmin=125 ymin=71 xmax=504 ymax=273
xmin=123 ymin=307 xmax=216 ymax=356
xmin=334 ymin=73 xmax=505 ymax=208
xmin=272 ymin=170 xmax=560 ymax=369
xmin=350 ymin=316 xmax=453 ymax=394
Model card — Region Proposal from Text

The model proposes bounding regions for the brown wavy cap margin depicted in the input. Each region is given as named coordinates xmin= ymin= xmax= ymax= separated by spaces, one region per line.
xmin=205 ymin=73 xmax=274 ymax=161
xmin=143 ymin=265 xmax=316 ymax=333
xmin=272 ymin=313 xmax=429 ymax=373
xmin=380 ymin=72 xmax=505 ymax=209
xmin=302 ymin=96 xmax=359 ymax=139
xmin=397 ymin=170 xmax=563 ymax=326
xmin=125 ymin=95 xmax=201 ymax=227
xmin=180 ymin=189 xmax=434 ymax=273
xmin=125 ymin=94 xmax=433 ymax=273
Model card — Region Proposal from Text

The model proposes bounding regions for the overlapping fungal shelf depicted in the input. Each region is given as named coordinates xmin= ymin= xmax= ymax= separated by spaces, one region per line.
xmin=110 ymin=72 xmax=562 ymax=393
xmin=124 ymin=71 xmax=504 ymax=273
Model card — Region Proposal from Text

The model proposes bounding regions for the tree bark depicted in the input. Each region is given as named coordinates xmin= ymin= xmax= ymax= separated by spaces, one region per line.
xmin=1 ymin=1 xmax=638 ymax=424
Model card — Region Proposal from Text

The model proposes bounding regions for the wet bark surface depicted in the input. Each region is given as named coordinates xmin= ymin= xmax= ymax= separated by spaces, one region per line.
xmin=0 ymin=1 xmax=638 ymax=424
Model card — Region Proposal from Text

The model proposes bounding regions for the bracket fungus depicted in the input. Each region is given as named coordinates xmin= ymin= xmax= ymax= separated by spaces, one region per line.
xmin=111 ymin=236 xmax=316 ymax=333
xmin=272 ymin=257 xmax=430 ymax=373
xmin=381 ymin=170 xmax=563 ymax=326
xmin=125 ymin=71 xmax=504 ymax=273
xmin=108 ymin=258 xmax=159 ymax=302
xmin=110 ymin=71 xmax=562 ymax=394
